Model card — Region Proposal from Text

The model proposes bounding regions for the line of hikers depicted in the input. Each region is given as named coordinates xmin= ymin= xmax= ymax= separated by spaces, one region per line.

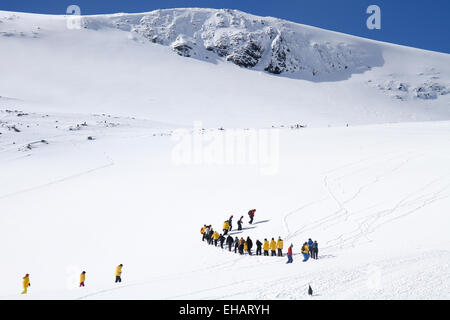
xmin=217 ymin=210 xmax=256 ymax=236
xmin=201 ymin=223 xmax=319 ymax=263
xmin=20 ymin=264 xmax=124 ymax=294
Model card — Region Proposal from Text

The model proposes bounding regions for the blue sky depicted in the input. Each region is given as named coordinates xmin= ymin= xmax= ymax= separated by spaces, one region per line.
xmin=2 ymin=0 xmax=449 ymax=53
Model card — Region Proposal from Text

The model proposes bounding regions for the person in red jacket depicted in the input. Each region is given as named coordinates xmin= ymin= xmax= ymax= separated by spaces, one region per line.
xmin=248 ymin=209 xmax=256 ymax=224
xmin=286 ymin=244 xmax=294 ymax=264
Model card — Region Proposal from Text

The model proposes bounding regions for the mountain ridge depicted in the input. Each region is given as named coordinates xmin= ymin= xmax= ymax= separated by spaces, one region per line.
xmin=2 ymin=7 xmax=449 ymax=55
xmin=0 ymin=8 xmax=449 ymax=127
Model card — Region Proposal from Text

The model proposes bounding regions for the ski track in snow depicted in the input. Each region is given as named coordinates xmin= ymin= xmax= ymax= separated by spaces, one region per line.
xmin=282 ymin=149 xmax=450 ymax=253
xmin=0 ymin=152 xmax=115 ymax=201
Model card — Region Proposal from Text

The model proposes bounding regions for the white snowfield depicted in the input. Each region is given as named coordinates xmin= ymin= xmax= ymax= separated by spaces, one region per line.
xmin=0 ymin=8 xmax=449 ymax=300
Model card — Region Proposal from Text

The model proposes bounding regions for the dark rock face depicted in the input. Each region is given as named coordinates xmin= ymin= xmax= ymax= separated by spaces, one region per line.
xmin=265 ymin=35 xmax=288 ymax=74
xmin=226 ymin=41 xmax=263 ymax=68
xmin=414 ymin=82 xmax=449 ymax=99
xmin=86 ymin=8 xmax=384 ymax=80
xmin=173 ymin=43 xmax=192 ymax=57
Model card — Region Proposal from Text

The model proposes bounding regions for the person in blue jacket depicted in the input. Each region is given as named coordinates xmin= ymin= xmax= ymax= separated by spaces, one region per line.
xmin=308 ymin=238 xmax=314 ymax=257
xmin=311 ymin=241 xmax=319 ymax=259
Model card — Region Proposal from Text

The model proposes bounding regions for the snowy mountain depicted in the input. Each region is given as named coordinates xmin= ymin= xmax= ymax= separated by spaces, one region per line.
xmin=0 ymin=9 xmax=449 ymax=300
xmin=85 ymin=8 xmax=380 ymax=78
xmin=1 ymin=8 xmax=450 ymax=127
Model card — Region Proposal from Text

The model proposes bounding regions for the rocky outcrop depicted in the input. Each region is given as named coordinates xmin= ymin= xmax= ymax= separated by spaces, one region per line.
xmin=84 ymin=8 xmax=382 ymax=80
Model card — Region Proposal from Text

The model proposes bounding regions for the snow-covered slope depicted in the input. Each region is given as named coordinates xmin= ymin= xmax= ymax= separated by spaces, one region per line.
xmin=0 ymin=9 xmax=449 ymax=300
xmin=1 ymin=109 xmax=449 ymax=299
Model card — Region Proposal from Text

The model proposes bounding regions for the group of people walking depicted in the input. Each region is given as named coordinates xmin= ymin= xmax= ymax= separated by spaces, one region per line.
xmin=219 ymin=209 xmax=256 ymax=236
xmin=20 ymin=264 xmax=124 ymax=294
xmin=200 ymin=210 xmax=319 ymax=264
xmin=300 ymin=239 xmax=319 ymax=262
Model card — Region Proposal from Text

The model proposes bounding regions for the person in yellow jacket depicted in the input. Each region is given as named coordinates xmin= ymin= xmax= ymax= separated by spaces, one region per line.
xmin=21 ymin=274 xmax=30 ymax=294
xmin=243 ymin=240 xmax=248 ymax=252
xmin=201 ymin=224 xmax=207 ymax=241
xmin=301 ymin=242 xmax=310 ymax=262
xmin=212 ymin=231 xmax=220 ymax=246
xmin=276 ymin=237 xmax=284 ymax=257
xmin=269 ymin=238 xmax=277 ymax=256
xmin=263 ymin=238 xmax=270 ymax=256
xmin=80 ymin=271 xmax=86 ymax=287
xmin=115 ymin=264 xmax=123 ymax=283
xmin=222 ymin=221 xmax=230 ymax=235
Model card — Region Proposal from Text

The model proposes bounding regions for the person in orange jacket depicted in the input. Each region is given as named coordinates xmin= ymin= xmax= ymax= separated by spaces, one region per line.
xmin=21 ymin=274 xmax=30 ymax=294
xmin=80 ymin=271 xmax=86 ymax=287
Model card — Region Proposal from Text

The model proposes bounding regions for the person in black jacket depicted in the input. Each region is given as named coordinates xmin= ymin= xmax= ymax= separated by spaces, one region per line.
xmin=237 ymin=216 xmax=244 ymax=230
xmin=311 ymin=241 xmax=319 ymax=259
xmin=219 ymin=234 xmax=225 ymax=249
xmin=238 ymin=237 xmax=245 ymax=255
xmin=226 ymin=235 xmax=234 ymax=251
xmin=234 ymin=237 xmax=239 ymax=253
xmin=208 ymin=229 xmax=214 ymax=245
xmin=228 ymin=215 xmax=233 ymax=231
xmin=256 ymin=239 xmax=262 ymax=255
xmin=246 ymin=236 xmax=253 ymax=255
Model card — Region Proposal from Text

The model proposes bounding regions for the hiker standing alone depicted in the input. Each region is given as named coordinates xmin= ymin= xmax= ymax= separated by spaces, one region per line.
xmin=115 ymin=264 xmax=123 ymax=283
xmin=80 ymin=271 xmax=86 ymax=287
xmin=21 ymin=274 xmax=30 ymax=294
